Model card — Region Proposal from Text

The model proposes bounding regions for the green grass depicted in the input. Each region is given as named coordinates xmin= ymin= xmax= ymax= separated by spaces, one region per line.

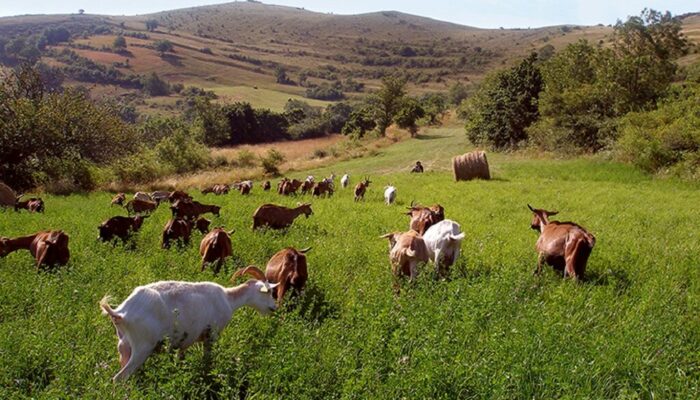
xmin=205 ymin=85 xmax=332 ymax=112
xmin=1 ymin=125 xmax=699 ymax=398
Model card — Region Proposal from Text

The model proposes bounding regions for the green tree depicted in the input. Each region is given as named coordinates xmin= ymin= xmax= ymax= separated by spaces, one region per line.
xmin=368 ymin=75 xmax=407 ymax=136
xmin=141 ymin=72 xmax=170 ymax=96
xmin=419 ymin=93 xmax=447 ymax=125
xmin=146 ymin=19 xmax=159 ymax=32
xmin=464 ymin=53 xmax=543 ymax=149
xmin=153 ymin=40 xmax=173 ymax=56
xmin=113 ymin=35 xmax=127 ymax=51
xmin=275 ymin=66 xmax=291 ymax=84
xmin=394 ymin=97 xmax=425 ymax=136
xmin=448 ymin=81 xmax=470 ymax=106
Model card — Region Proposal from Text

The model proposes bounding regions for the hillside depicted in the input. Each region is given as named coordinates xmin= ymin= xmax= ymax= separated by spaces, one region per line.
xmin=0 ymin=2 xmax=617 ymax=112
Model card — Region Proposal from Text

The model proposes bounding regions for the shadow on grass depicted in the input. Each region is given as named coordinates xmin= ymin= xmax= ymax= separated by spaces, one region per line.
xmin=586 ymin=268 xmax=632 ymax=294
xmin=285 ymin=283 xmax=340 ymax=324
xmin=415 ymin=134 xmax=450 ymax=140
xmin=161 ymin=54 xmax=184 ymax=67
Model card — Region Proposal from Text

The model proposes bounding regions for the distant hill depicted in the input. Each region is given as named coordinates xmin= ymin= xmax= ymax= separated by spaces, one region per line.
xmin=0 ymin=2 xmax=697 ymax=113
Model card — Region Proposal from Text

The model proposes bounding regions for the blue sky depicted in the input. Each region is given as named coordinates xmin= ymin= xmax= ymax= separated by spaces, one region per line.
xmin=0 ymin=0 xmax=697 ymax=28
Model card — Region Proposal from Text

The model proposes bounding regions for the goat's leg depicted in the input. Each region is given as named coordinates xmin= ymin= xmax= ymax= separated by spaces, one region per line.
xmin=534 ymin=252 xmax=544 ymax=275
xmin=113 ymin=343 xmax=153 ymax=382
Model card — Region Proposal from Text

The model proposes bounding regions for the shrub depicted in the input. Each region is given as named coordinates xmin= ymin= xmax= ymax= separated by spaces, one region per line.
xmin=260 ymin=149 xmax=285 ymax=176
xmin=155 ymin=130 xmax=211 ymax=174
xmin=305 ymin=84 xmax=344 ymax=100
xmin=141 ymin=72 xmax=170 ymax=96
xmin=110 ymin=150 xmax=164 ymax=184
xmin=615 ymin=85 xmax=700 ymax=178
xmin=235 ymin=149 xmax=257 ymax=167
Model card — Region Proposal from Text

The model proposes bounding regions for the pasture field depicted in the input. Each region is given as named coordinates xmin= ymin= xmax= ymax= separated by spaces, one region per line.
xmin=1 ymin=126 xmax=699 ymax=398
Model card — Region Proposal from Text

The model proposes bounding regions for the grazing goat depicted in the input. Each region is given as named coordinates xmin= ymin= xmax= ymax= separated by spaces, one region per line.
xmin=150 ymin=191 xmax=170 ymax=204
xmin=277 ymin=178 xmax=289 ymax=194
xmin=321 ymin=173 xmax=335 ymax=185
xmin=125 ymin=199 xmax=157 ymax=215
xmin=312 ymin=180 xmax=333 ymax=197
xmin=99 ymin=267 xmax=278 ymax=381
xmin=262 ymin=181 xmax=271 ymax=191
xmin=133 ymin=192 xmax=153 ymax=202
xmin=168 ymin=190 xmax=192 ymax=204
xmin=301 ymin=180 xmax=314 ymax=195
xmin=111 ymin=193 xmax=126 ymax=207
xmin=528 ymin=205 xmax=596 ymax=281
xmin=237 ymin=182 xmax=252 ymax=195
xmin=252 ymin=203 xmax=313 ymax=230
xmin=281 ymin=179 xmax=302 ymax=196
xmin=411 ymin=161 xmax=424 ymax=173
xmin=354 ymin=177 xmax=371 ymax=201
xmin=15 ymin=196 xmax=44 ymax=213
xmin=0 ymin=230 xmax=69 ymax=270
xmin=202 ymin=184 xmax=230 ymax=195
xmin=162 ymin=218 xmax=194 ymax=248
xmin=98 ymin=216 xmax=147 ymax=243
xmin=406 ymin=203 xmax=445 ymax=235
xmin=422 ymin=220 xmax=465 ymax=277
xmin=195 ymin=217 xmax=211 ymax=234
xmin=384 ymin=186 xmax=396 ymax=205
xmin=264 ymin=247 xmax=310 ymax=305
xmin=171 ymin=200 xmax=220 ymax=219
xmin=340 ymin=174 xmax=349 ymax=189
xmin=199 ymin=228 xmax=234 ymax=273
xmin=380 ymin=230 xmax=429 ymax=282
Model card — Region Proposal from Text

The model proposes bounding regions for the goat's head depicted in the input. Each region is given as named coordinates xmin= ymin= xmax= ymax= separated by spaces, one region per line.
xmin=0 ymin=237 xmax=11 ymax=256
xmin=380 ymin=232 xmax=401 ymax=250
xmin=231 ymin=266 xmax=279 ymax=314
xmin=133 ymin=215 xmax=147 ymax=230
xmin=297 ymin=202 xmax=313 ymax=217
xmin=195 ymin=217 xmax=211 ymax=234
xmin=528 ymin=204 xmax=558 ymax=232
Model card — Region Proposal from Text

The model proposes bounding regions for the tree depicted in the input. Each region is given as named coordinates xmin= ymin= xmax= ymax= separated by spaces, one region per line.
xmin=153 ymin=40 xmax=173 ymax=56
xmin=141 ymin=72 xmax=170 ymax=96
xmin=275 ymin=66 xmax=292 ymax=85
xmin=419 ymin=93 xmax=447 ymax=125
xmin=394 ymin=97 xmax=425 ymax=136
xmin=146 ymin=19 xmax=159 ymax=32
xmin=113 ymin=35 xmax=127 ymax=51
xmin=448 ymin=81 xmax=470 ymax=106
xmin=78 ymin=9 xmax=84 ymax=15
xmin=464 ymin=53 xmax=543 ymax=149
xmin=368 ymin=75 xmax=407 ymax=136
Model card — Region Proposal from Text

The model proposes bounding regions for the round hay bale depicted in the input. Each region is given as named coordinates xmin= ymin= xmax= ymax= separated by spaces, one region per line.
xmin=0 ymin=181 xmax=17 ymax=207
xmin=452 ymin=151 xmax=490 ymax=181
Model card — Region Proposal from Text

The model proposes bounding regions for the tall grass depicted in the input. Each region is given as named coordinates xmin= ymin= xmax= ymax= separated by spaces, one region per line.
xmin=0 ymin=130 xmax=698 ymax=398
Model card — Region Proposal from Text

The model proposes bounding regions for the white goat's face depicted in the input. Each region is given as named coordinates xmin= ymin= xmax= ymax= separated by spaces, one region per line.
xmin=251 ymin=281 xmax=279 ymax=314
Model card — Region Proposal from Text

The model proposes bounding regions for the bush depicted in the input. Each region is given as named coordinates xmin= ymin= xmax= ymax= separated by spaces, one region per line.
xmin=235 ymin=149 xmax=257 ymax=167
xmin=155 ymin=130 xmax=212 ymax=174
xmin=260 ymin=149 xmax=285 ymax=176
xmin=305 ymin=84 xmax=344 ymax=100
xmin=615 ymin=85 xmax=700 ymax=179
xmin=110 ymin=150 xmax=164 ymax=184
xmin=141 ymin=72 xmax=170 ymax=96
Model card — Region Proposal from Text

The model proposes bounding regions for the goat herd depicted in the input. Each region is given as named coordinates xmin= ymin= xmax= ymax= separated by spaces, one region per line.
xmin=0 ymin=172 xmax=596 ymax=382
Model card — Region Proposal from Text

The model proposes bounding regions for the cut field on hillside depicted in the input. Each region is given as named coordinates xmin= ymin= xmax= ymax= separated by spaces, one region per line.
xmin=1 ymin=122 xmax=698 ymax=398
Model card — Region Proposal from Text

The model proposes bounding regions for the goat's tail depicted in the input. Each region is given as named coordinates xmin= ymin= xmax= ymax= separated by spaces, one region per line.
xmin=449 ymin=233 xmax=466 ymax=241
xmin=100 ymin=296 xmax=122 ymax=322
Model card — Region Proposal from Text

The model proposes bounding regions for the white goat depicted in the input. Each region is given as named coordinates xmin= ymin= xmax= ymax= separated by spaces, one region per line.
xmin=322 ymin=173 xmax=335 ymax=185
xmin=305 ymin=175 xmax=315 ymax=183
xmin=133 ymin=192 xmax=153 ymax=202
xmin=422 ymin=220 xmax=465 ymax=277
xmin=384 ymin=186 xmax=396 ymax=205
xmin=340 ymin=174 xmax=349 ymax=189
xmin=100 ymin=267 xmax=278 ymax=382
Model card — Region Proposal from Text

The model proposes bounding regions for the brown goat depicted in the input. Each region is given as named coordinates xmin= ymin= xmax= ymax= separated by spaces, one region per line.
xmin=171 ymin=200 xmax=221 ymax=219
xmin=312 ymin=181 xmax=334 ymax=198
xmin=0 ymin=230 xmax=70 ymax=270
xmin=202 ymin=184 xmax=230 ymax=195
xmin=15 ymin=196 xmax=44 ymax=213
xmin=168 ymin=190 xmax=192 ymax=204
xmin=528 ymin=205 xmax=596 ymax=281
xmin=111 ymin=193 xmax=126 ymax=207
xmin=301 ymin=180 xmax=314 ymax=195
xmin=195 ymin=217 xmax=211 ymax=234
xmin=252 ymin=203 xmax=313 ymax=229
xmin=262 ymin=181 xmax=271 ymax=191
xmin=281 ymin=179 xmax=302 ymax=196
xmin=199 ymin=228 xmax=234 ymax=273
xmin=380 ymin=230 xmax=429 ymax=282
xmin=354 ymin=177 xmax=371 ymax=201
xmin=239 ymin=182 xmax=252 ymax=195
xmin=264 ymin=247 xmax=310 ymax=305
xmin=125 ymin=199 xmax=157 ymax=215
xmin=98 ymin=216 xmax=147 ymax=243
xmin=277 ymin=178 xmax=289 ymax=194
xmin=406 ymin=203 xmax=445 ymax=235
xmin=162 ymin=218 xmax=194 ymax=249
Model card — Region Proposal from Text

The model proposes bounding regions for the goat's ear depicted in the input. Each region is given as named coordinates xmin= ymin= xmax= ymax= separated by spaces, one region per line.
xmin=547 ymin=210 xmax=559 ymax=216
xmin=527 ymin=204 xmax=535 ymax=212
xmin=379 ymin=233 xmax=394 ymax=239
xmin=299 ymin=247 xmax=312 ymax=253
xmin=268 ymin=282 xmax=280 ymax=289
xmin=228 ymin=229 xmax=235 ymax=236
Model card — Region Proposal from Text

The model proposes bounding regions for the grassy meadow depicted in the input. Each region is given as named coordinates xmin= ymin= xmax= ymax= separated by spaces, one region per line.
xmin=1 ymin=125 xmax=699 ymax=398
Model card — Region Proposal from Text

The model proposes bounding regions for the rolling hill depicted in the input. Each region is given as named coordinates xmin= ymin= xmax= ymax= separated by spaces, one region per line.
xmin=0 ymin=2 xmax=697 ymax=113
